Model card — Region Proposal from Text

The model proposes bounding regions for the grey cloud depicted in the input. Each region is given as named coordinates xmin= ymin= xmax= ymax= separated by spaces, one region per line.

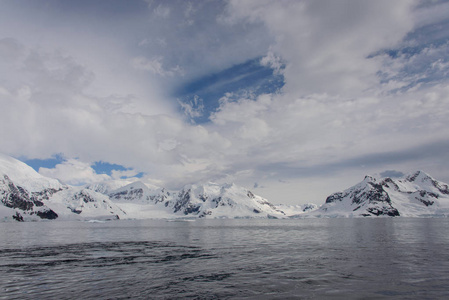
xmin=380 ymin=170 xmax=405 ymax=178
xmin=252 ymin=139 xmax=449 ymax=180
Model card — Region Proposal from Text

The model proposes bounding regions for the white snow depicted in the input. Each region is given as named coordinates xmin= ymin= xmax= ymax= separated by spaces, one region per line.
xmin=0 ymin=153 xmax=63 ymax=192
xmin=313 ymin=171 xmax=449 ymax=217
xmin=2 ymin=153 xmax=448 ymax=221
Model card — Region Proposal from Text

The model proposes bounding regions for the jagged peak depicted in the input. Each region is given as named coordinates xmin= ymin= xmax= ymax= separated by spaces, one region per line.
xmin=363 ymin=175 xmax=377 ymax=182
xmin=406 ymin=170 xmax=433 ymax=182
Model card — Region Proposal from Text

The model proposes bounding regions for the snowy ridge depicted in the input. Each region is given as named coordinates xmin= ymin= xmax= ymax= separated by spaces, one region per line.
xmin=0 ymin=153 xmax=63 ymax=192
xmin=0 ymin=154 xmax=127 ymax=221
xmin=0 ymin=174 xmax=59 ymax=221
xmin=108 ymin=181 xmax=170 ymax=204
xmin=314 ymin=171 xmax=449 ymax=217
xmin=0 ymin=154 xmax=290 ymax=221
xmin=164 ymin=182 xmax=286 ymax=218
xmin=276 ymin=203 xmax=319 ymax=217
xmin=45 ymin=188 xmax=126 ymax=221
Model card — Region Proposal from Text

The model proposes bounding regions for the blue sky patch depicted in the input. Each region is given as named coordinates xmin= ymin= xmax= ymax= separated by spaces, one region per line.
xmin=21 ymin=155 xmax=143 ymax=179
xmin=175 ymin=57 xmax=284 ymax=123
xmin=92 ymin=161 xmax=144 ymax=178
xmin=22 ymin=154 xmax=65 ymax=172
xmin=92 ymin=161 xmax=129 ymax=175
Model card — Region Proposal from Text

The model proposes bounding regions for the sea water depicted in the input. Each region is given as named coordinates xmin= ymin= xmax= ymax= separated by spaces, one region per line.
xmin=1 ymin=218 xmax=449 ymax=299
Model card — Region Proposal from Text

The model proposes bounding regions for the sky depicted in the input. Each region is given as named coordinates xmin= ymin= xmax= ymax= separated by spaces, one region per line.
xmin=1 ymin=0 xmax=449 ymax=205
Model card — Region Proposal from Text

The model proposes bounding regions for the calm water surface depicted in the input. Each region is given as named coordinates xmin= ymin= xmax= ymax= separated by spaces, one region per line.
xmin=1 ymin=218 xmax=449 ymax=299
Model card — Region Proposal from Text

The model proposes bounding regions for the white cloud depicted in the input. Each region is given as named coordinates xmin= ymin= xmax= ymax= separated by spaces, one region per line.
xmin=39 ymin=159 xmax=110 ymax=185
xmin=131 ymin=56 xmax=184 ymax=77
xmin=178 ymin=95 xmax=204 ymax=120
xmin=110 ymin=169 xmax=142 ymax=180
xmin=154 ymin=4 xmax=171 ymax=18
xmin=225 ymin=0 xmax=416 ymax=97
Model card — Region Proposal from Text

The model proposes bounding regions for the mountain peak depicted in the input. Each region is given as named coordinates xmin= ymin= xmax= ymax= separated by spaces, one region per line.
xmin=406 ymin=170 xmax=433 ymax=183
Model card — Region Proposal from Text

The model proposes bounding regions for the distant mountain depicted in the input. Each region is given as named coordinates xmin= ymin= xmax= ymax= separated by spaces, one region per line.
xmin=164 ymin=182 xmax=286 ymax=218
xmin=0 ymin=153 xmax=297 ymax=221
xmin=276 ymin=203 xmax=319 ymax=217
xmin=108 ymin=181 xmax=170 ymax=204
xmin=9 ymin=153 xmax=448 ymax=220
xmin=315 ymin=171 xmax=449 ymax=217
xmin=104 ymin=181 xmax=288 ymax=219
xmin=0 ymin=153 xmax=126 ymax=221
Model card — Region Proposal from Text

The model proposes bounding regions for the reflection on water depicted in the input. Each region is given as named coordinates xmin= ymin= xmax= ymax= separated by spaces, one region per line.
xmin=1 ymin=218 xmax=449 ymax=299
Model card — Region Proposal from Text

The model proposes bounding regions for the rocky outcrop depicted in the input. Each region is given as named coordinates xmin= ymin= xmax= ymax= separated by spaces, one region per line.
xmin=0 ymin=175 xmax=59 ymax=220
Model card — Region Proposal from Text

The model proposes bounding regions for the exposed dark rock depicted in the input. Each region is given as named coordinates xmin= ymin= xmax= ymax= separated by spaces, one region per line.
xmin=1 ymin=175 xmax=59 ymax=220
xmin=325 ymin=192 xmax=343 ymax=204
xmin=12 ymin=212 xmax=24 ymax=222
xmin=36 ymin=209 xmax=58 ymax=220
xmin=366 ymin=207 xmax=400 ymax=217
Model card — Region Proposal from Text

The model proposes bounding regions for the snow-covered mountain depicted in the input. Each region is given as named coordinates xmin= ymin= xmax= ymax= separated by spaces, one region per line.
xmin=315 ymin=171 xmax=449 ymax=217
xmin=0 ymin=174 xmax=59 ymax=221
xmin=0 ymin=153 xmax=126 ymax=221
xmin=0 ymin=153 xmax=63 ymax=192
xmin=6 ymin=153 xmax=448 ymax=221
xmin=101 ymin=181 xmax=288 ymax=219
xmin=0 ymin=153 xmax=292 ymax=221
xmin=164 ymin=182 xmax=286 ymax=218
xmin=44 ymin=188 xmax=126 ymax=221
xmin=108 ymin=181 xmax=170 ymax=204
xmin=276 ymin=203 xmax=319 ymax=217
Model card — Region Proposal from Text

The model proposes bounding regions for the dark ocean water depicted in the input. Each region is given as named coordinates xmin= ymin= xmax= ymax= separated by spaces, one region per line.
xmin=1 ymin=218 xmax=449 ymax=299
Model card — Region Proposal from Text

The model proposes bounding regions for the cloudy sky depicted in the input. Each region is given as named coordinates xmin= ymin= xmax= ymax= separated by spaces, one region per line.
xmin=1 ymin=0 xmax=449 ymax=204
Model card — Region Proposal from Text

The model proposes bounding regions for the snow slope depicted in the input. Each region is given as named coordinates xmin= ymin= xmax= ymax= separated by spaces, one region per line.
xmin=0 ymin=153 xmax=62 ymax=192
xmin=0 ymin=154 xmax=127 ymax=221
xmin=45 ymin=188 xmax=126 ymax=221
xmin=164 ymin=182 xmax=286 ymax=219
xmin=314 ymin=171 xmax=449 ymax=217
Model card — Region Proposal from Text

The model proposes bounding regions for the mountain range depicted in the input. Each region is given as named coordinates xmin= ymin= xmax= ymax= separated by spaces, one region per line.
xmin=1 ymin=153 xmax=448 ymax=221
xmin=0 ymin=153 xmax=313 ymax=221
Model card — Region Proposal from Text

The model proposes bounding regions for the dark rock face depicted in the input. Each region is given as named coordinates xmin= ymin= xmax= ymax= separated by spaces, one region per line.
xmin=407 ymin=171 xmax=449 ymax=195
xmin=354 ymin=182 xmax=391 ymax=205
xmin=324 ymin=177 xmax=399 ymax=217
xmin=149 ymin=188 xmax=170 ymax=203
xmin=0 ymin=175 xmax=59 ymax=221
xmin=1 ymin=175 xmax=34 ymax=210
xmin=36 ymin=209 xmax=58 ymax=220
xmin=173 ymin=189 xmax=192 ymax=213
xmin=74 ymin=190 xmax=97 ymax=203
xmin=366 ymin=207 xmax=400 ymax=217
xmin=12 ymin=212 xmax=24 ymax=222
xmin=32 ymin=188 xmax=63 ymax=201
xmin=326 ymin=181 xmax=391 ymax=206
xmin=110 ymin=188 xmax=144 ymax=201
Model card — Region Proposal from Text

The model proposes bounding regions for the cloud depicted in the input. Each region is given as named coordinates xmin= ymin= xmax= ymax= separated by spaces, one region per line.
xmin=178 ymin=95 xmax=204 ymax=121
xmin=110 ymin=169 xmax=142 ymax=180
xmin=225 ymin=0 xmax=416 ymax=97
xmin=39 ymin=159 xmax=110 ymax=185
xmin=153 ymin=4 xmax=171 ymax=18
xmin=131 ymin=56 xmax=184 ymax=77
xmin=2 ymin=1 xmax=449 ymax=204
xmin=380 ymin=170 xmax=405 ymax=178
